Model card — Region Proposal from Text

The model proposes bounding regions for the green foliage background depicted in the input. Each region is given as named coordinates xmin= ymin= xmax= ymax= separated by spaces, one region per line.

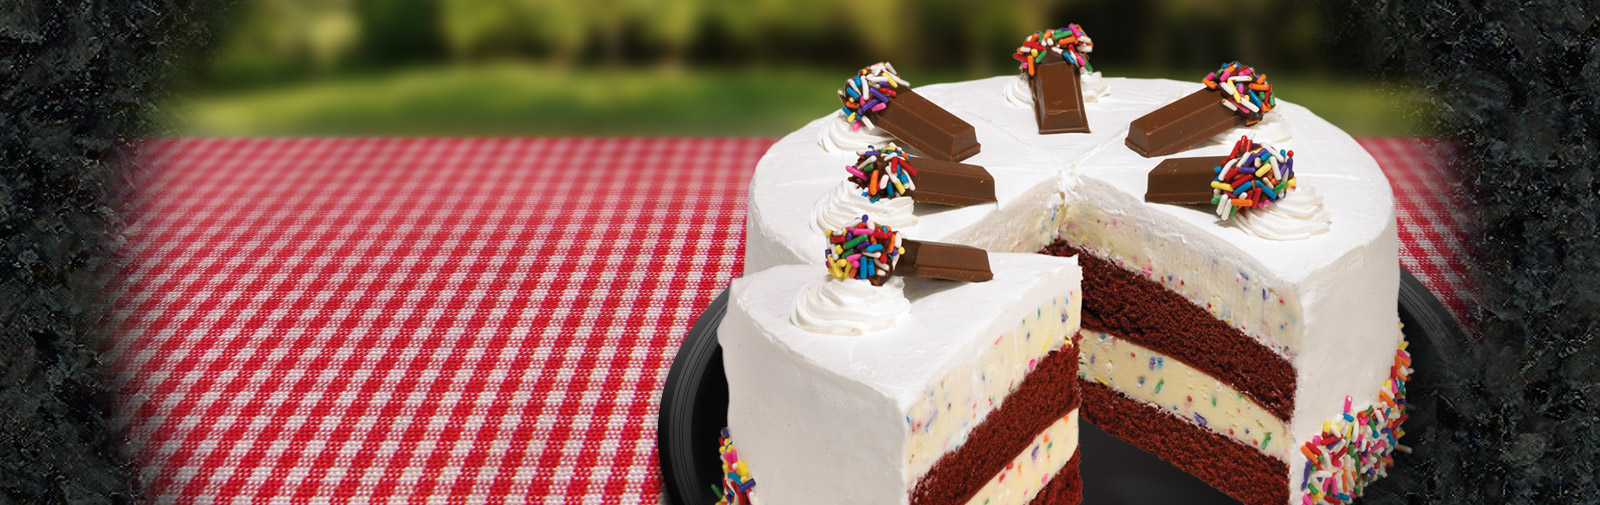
xmin=171 ymin=0 xmax=1431 ymax=136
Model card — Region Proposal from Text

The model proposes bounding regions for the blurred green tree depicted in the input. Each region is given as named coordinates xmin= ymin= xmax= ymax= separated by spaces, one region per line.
xmin=211 ymin=0 xmax=361 ymax=81
xmin=707 ymin=0 xmax=829 ymax=60
xmin=438 ymin=0 xmax=592 ymax=64
xmin=356 ymin=0 xmax=444 ymax=64
xmin=841 ymin=0 xmax=911 ymax=62
xmin=195 ymin=0 xmax=1367 ymax=88
xmin=438 ymin=0 xmax=521 ymax=58
xmin=1144 ymin=0 xmax=1272 ymax=68
xmin=955 ymin=0 xmax=1065 ymax=73
xmin=640 ymin=0 xmax=704 ymax=66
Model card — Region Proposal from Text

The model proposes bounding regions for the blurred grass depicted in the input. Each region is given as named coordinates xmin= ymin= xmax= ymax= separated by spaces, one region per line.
xmin=165 ymin=63 xmax=1432 ymax=137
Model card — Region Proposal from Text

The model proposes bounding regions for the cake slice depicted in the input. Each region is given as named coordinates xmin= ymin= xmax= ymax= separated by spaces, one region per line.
xmin=719 ymin=253 xmax=1083 ymax=505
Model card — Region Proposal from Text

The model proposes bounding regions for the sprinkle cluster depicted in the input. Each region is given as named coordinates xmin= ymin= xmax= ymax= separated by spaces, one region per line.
xmin=1013 ymin=25 xmax=1094 ymax=76
xmin=1297 ymin=339 xmax=1412 ymax=505
xmin=838 ymin=62 xmax=909 ymax=132
xmin=1203 ymin=61 xmax=1275 ymax=124
xmin=1210 ymin=135 xmax=1296 ymax=221
xmin=824 ymin=216 xmax=904 ymax=285
xmin=848 ymin=144 xmax=918 ymax=202
xmin=713 ymin=428 xmax=762 ymax=505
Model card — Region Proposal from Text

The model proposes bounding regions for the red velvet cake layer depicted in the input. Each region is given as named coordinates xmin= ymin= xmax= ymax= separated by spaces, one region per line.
xmin=1027 ymin=451 xmax=1083 ymax=505
xmin=1039 ymin=240 xmax=1295 ymax=420
xmin=1081 ymin=380 xmax=1289 ymax=505
xmin=910 ymin=341 xmax=1081 ymax=505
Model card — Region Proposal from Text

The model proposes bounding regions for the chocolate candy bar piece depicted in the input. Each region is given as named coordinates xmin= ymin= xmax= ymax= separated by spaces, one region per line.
xmin=868 ymin=88 xmax=981 ymax=162
xmin=904 ymin=156 xmax=997 ymax=207
xmin=896 ymin=239 xmax=993 ymax=282
xmin=1031 ymin=59 xmax=1090 ymax=134
xmin=1125 ymin=88 xmax=1245 ymax=158
xmin=1145 ymin=155 xmax=1227 ymax=204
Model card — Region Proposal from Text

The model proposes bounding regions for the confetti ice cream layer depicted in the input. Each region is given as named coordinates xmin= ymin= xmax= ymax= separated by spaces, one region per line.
xmin=1079 ymin=329 xmax=1288 ymax=458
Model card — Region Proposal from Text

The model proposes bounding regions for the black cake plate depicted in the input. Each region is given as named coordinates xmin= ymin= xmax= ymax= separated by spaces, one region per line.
xmin=658 ymin=268 xmax=1466 ymax=504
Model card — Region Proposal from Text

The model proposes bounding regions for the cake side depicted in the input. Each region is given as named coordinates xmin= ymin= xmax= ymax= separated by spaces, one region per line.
xmin=1038 ymin=103 xmax=1401 ymax=502
xmin=743 ymin=120 xmax=856 ymax=275
xmin=720 ymin=289 xmax=908 ymax=503
xmin=721 ymin=255 xmax=1083 ymax=504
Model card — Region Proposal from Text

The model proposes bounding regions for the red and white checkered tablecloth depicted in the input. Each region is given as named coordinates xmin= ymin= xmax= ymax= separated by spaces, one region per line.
xmin=110 ymin=137 xmax=1471 ymax=504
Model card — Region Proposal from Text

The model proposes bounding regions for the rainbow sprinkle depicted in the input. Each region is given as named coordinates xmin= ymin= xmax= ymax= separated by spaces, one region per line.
xmin=1013 ymin=25 xmax=1094 ymax=76
xmin=1297 ymin=338 xmax=1412 ymax=505
xmin=713 ymin=428 xmax=763 ymax=505
xmin=837 ymin=62 xmax=909 ymax=132
xmin=1202 ymin=61 xmax=1275 ymax=124
xmin=824 ymin=216 xmax=904 ymax=286
xmin=848 ymin=144 xmax=918 ymax=202
xmin=1211 ymin=135 xmax=1295 ymax=221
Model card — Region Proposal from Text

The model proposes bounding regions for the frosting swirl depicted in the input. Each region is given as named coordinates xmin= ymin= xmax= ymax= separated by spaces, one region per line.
xmin=1080 ymin=71 xmax=1109 ymax=101
xmin=1234 ymin=184 xmax=1332 ymax=240
xmin=791 ymin=276 xmax=911 ymax=335
xmin=820 ymin=113 xmax=898 ymax=153
xmin=1003 ymin=71 xmax=1109 ymax=108
xmin=1208 ymin=109 xmax=1292 ymax=146
xmin=812 ymin=180 xmax=918 ymax=234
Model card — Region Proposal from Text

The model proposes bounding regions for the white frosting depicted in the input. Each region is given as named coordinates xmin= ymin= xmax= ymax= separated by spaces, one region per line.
xmin=1003 ymin=71 xmax=1110 ymax=109
xmin=746 ymin=161 xmax=1067 ymax=277
xmin=819 ymin=112 xmax=897 ymax=154
xmin=811 ymin=179 xmax=918 ymax=234
xmin=1206 ymin=109 xmax=1294 ymax=147
xmin=1234 ymin=185 xmax=1333 ymax=241
xmin=722 ymin=255 xmax=1082 ymax=505
xmin=791 ymin=276 xmax=911 ymax=335
xmin=742 ymin=75 xmax=1402 ymax=502
xmin=1004 ymin=73 xmax=1034 ymax=108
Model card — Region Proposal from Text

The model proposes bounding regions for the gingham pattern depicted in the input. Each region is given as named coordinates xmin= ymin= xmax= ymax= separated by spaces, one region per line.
xmin=110 ymin=137 xmax=1469 ymax=504
xmin=1362 ymin=139 xmax=1476 ymax=324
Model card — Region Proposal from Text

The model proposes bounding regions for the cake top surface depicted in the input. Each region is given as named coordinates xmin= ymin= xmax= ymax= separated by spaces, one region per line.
xmin=748 ymin=76 xmax=1395 ymax=284
xmin=728 ymin=253 xmax=1080 ymax=407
